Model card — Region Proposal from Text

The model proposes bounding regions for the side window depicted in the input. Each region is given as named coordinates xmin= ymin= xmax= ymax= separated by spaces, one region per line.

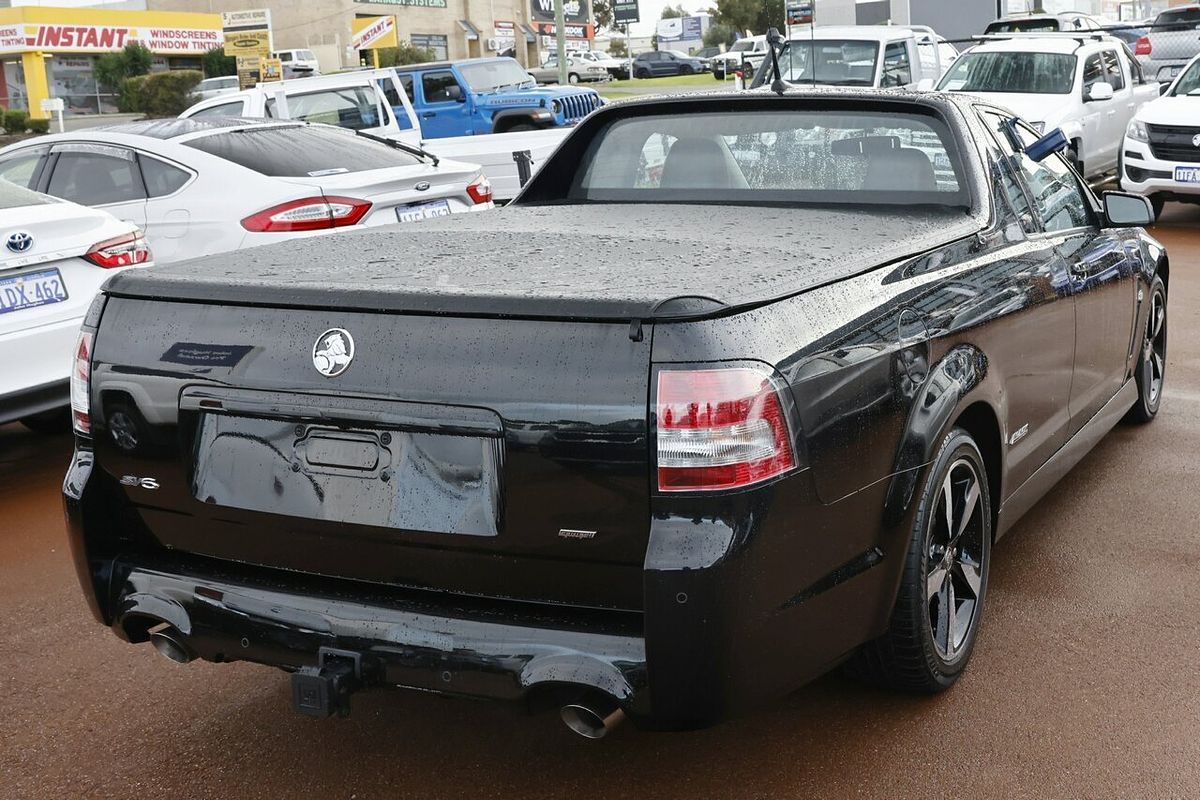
xmin=47 ymin=150 xmax=146 ymax=206
xmin=1101 ymin=49 xmax=1125 ymax=91
xmin=882 ymin=42 xmax=913 ymax=87
xmin=279 ymin=52 xmax=293 ymax=62
xmin=265 ymin=88 xmax=382 ymax=130
xmin=422 ymin=71 xmax=460 ymax=103
xmin=0 ymin=148 xmax=47 ymax=189
xmin=398 ymin=74 xmax=414 ymax=101
xmin=982 ymin=112 xmax=1093 ymax=233
xmin=139 ymin=156 xmax=191 ymax=197
xmin=188 ymin=101 xmax=244 ymax=119
xmin=1081 ymin=53 xmax=1105 ymax=93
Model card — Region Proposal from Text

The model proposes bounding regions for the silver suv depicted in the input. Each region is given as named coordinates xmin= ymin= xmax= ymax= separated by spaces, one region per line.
xmin=1138 ymin=5 xmax=1200 ymax=82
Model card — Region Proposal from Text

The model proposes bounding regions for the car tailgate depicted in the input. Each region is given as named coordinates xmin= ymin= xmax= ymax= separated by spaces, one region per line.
xmin=90 ymin=297 xmax=652 ymax=610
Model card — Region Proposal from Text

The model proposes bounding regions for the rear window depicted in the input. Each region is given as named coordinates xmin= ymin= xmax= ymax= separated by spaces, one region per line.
xmin=985 ymin=19 xmax=1060 ymax=33
xmin=1156 ymin=7 xmax=1200 ymax=32
xmin=0 ymin=179 xmax=53 ymax=210
xmin=183 ymin=125 xmax=421 ymax=176
xmin=574 ymin=109 xmax=966 ymax=207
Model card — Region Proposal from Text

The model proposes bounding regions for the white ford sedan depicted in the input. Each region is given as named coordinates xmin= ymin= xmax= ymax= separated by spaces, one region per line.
xmin=0 ymin=180 xmax=151 ymax=433
xmin=0 ymin=118 xmax=493 ymax=265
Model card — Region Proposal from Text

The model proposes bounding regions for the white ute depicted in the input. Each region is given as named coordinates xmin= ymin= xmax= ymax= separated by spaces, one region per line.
xmin=753 ymin=26 xmax=957 ymax=90
xmin=1122 ymin=51 xmax=1200 ymax=215
xmin=0 ymin=181 xmax=151 ymax=432
xmin=939 ymin=34 xmax=1160 ymax=178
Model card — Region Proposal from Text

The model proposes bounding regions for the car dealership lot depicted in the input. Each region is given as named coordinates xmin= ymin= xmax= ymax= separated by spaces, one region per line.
xmin=2 ymin=211 xmax=1198 ymax=800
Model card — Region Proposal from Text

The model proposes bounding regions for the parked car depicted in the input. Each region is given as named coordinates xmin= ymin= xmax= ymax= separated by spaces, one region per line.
xmin=0 ymin=119 xmax=491 ymax=264
xmin=577 ymin=49 xmax=630 ymax=79
xmin=0 ymin=180 xmax=150 ymax=433
xmin=528 ymin=55 xmax=609 ymax=84
xmin=938 ymin=35 xmax=1159 ymax=177
xmin=65 ymin=88 xmax=1167 ymax=737
xmin=179 ymin=65 xmax=599 ymax=201
xmin=632 ymin=50 xmax=708 ymax=78
xmin=1121 ymin=50 xmax=1200 ymax=215
xmin=191 ymin=75 xmax=239 ymax=102
xmin=751 ymin=26 xmax=953 ymax=90
xmin=710 ymin=35 xmax=768 ymax=79
xmin=1101 ymin=21 xmax=1150 ymax=48
xmin=984 ymin=11 xmax=1107 ymax=34
xmin=1135 ymin=5 xmax=1200 ymax=83
xmin=274 ymin=48 xmax=320 ymax=75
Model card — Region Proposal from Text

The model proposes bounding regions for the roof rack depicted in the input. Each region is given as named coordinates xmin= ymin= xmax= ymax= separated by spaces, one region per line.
xmin=970 ymin=32 xmax=1117 ymax=49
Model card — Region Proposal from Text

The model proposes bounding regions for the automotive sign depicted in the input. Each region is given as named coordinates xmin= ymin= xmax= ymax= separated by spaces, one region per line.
xmin=351 ymin=16 xmax=397 ymax=50
xmin=531 ymin=0 xmax=588 ymax=24
xmin=613 ymin=0 xmax=639 ymax=25
xmin=0 ymin=23 xmax=222 ymax=54
xmin=786 ymin=1 xmax=814 ymax=25
xmin=223 ymin=29 xmax=270 ymax=58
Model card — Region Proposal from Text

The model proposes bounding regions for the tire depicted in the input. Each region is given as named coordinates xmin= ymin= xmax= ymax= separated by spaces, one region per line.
xmin=20 ymin=408 xmax=72 ymax=434
xmin=680 ymin=65 xmax=694 ymax=75
xmin=1066 ymin=143 xmax=1084 ymax=178
xmin=635 ymin=68 xmax=650 ymax=79
xmin=1150 ymin=196 xmax=1165 ymax=220
xmin=505 ymin=123 xmax=536 ymax=132
xmin=846 ymin=428 xmax=992 ymax=692
xmin=1125 ymin=275 xmax=1167 ymax=424
xmin=713 ymin=70 xmax=724 ymax=80
xmin=568 ymin=73 xmax=580 ymax=84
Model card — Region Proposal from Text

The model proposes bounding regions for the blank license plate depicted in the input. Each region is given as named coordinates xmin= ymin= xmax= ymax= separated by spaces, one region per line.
xmin=397 ymin=199 xmax=451 ymax=223
xmin=1174 ymin=166 xmax=1200 ymax=183
xmin=0 ymin=268 xmax=68 ymax=315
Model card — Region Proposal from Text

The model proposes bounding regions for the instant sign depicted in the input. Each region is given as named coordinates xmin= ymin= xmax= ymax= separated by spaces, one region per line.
xmin=350 ymin=16 xmax=397 ymax=50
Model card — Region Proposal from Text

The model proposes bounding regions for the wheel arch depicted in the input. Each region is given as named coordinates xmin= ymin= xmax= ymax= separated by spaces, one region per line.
xmin=952 ymin=401 xmax=1003 ymax=539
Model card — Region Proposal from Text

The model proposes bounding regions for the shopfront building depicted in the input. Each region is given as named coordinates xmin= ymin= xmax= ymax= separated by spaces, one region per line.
xmin=0 ymin=6 xmax=222 ymax=118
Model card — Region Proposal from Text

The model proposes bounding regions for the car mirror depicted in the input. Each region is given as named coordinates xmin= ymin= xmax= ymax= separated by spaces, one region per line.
xmin=1102 ymin=191 xmax=1154 ymax=226
xmin=1160 ymin=81 xmax=1171 ymax=96
xmin=915 ymin=78 xmax=935 ymax=91
xmin=1086 ymin=82 xmax=1115 ymax=101
xmin=1024 ymin=127 xmax=1069 ymax=162
xmin=445 ymin=84 xmax=465 ymax=102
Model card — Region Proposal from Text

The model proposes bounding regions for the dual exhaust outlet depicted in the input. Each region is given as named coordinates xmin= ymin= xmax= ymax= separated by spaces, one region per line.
xmin=145 ymin=623 xmax=625 ymax=738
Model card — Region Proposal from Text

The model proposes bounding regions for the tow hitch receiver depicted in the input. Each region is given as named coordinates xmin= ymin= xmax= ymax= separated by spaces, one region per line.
xmin=291 ymin=648 xmax=369 ymax=718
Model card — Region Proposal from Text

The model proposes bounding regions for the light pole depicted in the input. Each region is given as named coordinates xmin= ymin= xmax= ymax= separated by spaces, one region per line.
xmin=555 ymin=0 xmax=568 ymax=84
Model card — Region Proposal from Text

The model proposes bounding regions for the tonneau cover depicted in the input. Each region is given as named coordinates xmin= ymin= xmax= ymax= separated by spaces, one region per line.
xmin=104 ymin=204 xmax=980 ymax=320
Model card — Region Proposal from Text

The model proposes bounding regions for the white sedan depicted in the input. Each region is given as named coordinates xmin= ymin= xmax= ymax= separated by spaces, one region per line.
xmin=1 ymin=180 xmax=151 ymax=433
xmin=1121 ymin=51 xmax=1200 ymax=216
xmin=0 ymin=118 xmax=493 ymax=264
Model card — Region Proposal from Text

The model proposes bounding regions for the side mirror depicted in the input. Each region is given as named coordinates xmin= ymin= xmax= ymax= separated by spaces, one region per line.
xmin=916 ymin=77 xmax=935 ymax=91
xmin=1160 ymin=81 xmax=1171 ymax=96
xmin=766 ymin=27 xmax=784 ymax=46
xmin=1103 ymin=191 xmax=1155 ymax=226
xmin=1025 ymin=126 xmax=1069 ymax=162
xmin=1086 ymin=82 xmax=1115 ymax=101
xmin=445 ymin=84 xmax=465 ymax=102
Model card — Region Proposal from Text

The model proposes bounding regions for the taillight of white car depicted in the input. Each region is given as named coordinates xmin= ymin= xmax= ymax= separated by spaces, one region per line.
xmin=241 ymin=196 xmax=373 ymax=232
xmin=466 ymin=174 xmax=493 ymax=205
xmin=71 ymin=329 xmax=93 ymax=435
xmin=84 ymin=231 xmax=152 ymax=268
xmin=656 ymin=365 xmax=797 ymax=492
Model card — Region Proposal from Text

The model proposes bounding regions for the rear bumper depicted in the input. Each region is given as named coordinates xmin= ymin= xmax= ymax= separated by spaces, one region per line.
xmin=0 ymin=313 xmax=81 ymax=420
xmin=0 ymin=378 xmax=69 ymax=425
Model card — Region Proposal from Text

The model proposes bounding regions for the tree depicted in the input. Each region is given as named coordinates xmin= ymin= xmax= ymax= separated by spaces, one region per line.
xmin=661 ymin=4 xmax=687 ymax=18
xmin=703 ymin=22 xmax=735 ymax=48
xmin=593 ymin=0 xmax=613 ymax=29
xmin=375 ymin=44 xmax=437 ymax=67
xmin=94 ymin=41 xmax=153 ymax=91
xmin=608 ymin=38 xmax=628 ymax=57
xmin=201 ymin=47 xmax=236 ymax=78
xmin=712 ymin=0 xmax=783 ymax=35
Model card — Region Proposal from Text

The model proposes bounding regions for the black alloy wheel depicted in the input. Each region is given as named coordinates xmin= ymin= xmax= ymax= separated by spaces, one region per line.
xmin=680 ymin=65 xmax=694 ymax=75
xmin=1127 ymin=275 xmax=1167 ymax=423
xmin=846 ymin=428 xmax=992 ymax=692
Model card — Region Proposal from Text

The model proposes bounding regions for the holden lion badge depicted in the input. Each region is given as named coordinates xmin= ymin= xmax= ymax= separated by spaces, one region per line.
xmin=312 ymin=328 xmax=355 ymax=377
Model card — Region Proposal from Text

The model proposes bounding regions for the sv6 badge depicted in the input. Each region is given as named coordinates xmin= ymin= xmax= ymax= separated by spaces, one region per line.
xmin=120 ymin=475 xmax=160 ymax=490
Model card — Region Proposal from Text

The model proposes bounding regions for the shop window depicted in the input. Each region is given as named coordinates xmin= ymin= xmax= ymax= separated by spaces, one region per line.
xmin=412 ymin=34 xmax=449 ymax=61
xmin=47 ymin=151 xmax=146 ymax=207
xmin=140 ymin=156 xmax=191 ymax=197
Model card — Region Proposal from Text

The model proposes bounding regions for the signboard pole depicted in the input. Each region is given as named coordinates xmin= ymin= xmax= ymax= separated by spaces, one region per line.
xmin=625 ymin=23 xmax=632 ymax=80
xmin=554 ymin=0 xmax=567 ymax=84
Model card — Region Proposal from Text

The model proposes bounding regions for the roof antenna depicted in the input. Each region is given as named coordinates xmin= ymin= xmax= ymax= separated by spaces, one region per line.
xmin=766 ymin=27 xmax=786 ymax=95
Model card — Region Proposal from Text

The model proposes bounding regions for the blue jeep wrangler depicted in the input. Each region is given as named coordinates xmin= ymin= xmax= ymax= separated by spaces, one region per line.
xmin=392 ymin=57 xmax=602 ymax=138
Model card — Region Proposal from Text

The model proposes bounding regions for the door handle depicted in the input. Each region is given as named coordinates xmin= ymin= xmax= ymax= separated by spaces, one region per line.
xmin=421 ymin=111 xmax=435 ymax=118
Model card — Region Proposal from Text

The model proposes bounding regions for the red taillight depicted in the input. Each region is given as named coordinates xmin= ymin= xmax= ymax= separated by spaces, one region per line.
xmin=71 ymin=329 xmax=93 ymax=435
xmin=1135 ymin=36 xmax=1151 ymax=56
xmin=240 ymin=196 xmax=372 ymax=232
xmin=656 ymin=366 xmax=796 ymax=492
xmin=84 ymin=231 xmax=151 ymax=269
xmin=466 ymin=174 xmax=493 ymax=205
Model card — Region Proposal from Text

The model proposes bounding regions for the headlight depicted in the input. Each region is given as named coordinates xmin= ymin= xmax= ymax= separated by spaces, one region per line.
xmin=552 ymin=100 xmax=561 ymax=114
xmin=1127 ymin=119 xmax=1149 ymax=142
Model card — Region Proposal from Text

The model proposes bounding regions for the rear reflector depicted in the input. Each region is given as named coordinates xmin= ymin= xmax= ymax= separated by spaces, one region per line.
xmin=71 ymin=330 xmax=93 ymax=435
xmin=241 ymin=196 xmax=372 ymax=232
xmin=84 ymin=231 xmax=151 ymax=269
xmin=466 ymin=174 xmax=493 ymax=205
xmin=656 ymin=366 xmax=796 ymax=492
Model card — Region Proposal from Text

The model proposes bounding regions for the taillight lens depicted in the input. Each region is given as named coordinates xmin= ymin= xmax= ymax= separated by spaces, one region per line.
xmin=656 ymin=366 xmax=796 ymax=492
xmin=240 ymin=196 xmax=372 ymax=232
xmin=84 ymin=231 xmax=151 ymax=269
xmin=1135 ymin=36 xmax=1151 ymax=56
xmin=71 ymin=329 xmax=93 ymax=435
xmin=466 ymin=174 xmax=493 ymax=205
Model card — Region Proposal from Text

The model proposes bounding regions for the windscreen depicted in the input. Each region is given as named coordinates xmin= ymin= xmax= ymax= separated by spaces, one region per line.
xmin=770 ymin=40 xmax=880 ymax=86
xmin=459 ymin=59 xmax=533 ymax=92
xmin=573 ymin=109 xmax=967 ymax=207
xmin=939 ymin=52 xmax=1076 ymax=94
xmin=183 ymin=126 xmax=421 ymax=176
xmin=1171 ymin=59 xmax=1200 ymax=95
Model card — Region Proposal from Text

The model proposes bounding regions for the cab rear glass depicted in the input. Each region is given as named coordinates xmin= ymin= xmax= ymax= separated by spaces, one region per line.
xmin=183 ymin=125 xmax=421 ymax=176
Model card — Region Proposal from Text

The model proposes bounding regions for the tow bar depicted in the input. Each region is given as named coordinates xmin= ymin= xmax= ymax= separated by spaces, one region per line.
xmin=291 ymin=647 xmax=372 ymax=718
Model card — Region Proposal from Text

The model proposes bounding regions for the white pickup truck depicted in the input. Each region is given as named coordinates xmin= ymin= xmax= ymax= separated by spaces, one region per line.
xmin=179 ymin=69 xmax=572 ymax=201
xmin=938 ymin=34 xmax=1161 ymax=178
xmin=750 ymin=26 xmax=957 ymax=90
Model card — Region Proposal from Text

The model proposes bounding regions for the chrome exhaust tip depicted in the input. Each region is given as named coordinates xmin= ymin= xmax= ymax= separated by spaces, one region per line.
xmin=560 ymin=698 xmax=626 ymax=739
xmin=149 ymin=627 xmax=194 ymax=665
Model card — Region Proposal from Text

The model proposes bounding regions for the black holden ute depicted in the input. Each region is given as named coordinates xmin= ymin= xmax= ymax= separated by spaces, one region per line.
xmin=64 ymin=88 xmax=1168 ymax=737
